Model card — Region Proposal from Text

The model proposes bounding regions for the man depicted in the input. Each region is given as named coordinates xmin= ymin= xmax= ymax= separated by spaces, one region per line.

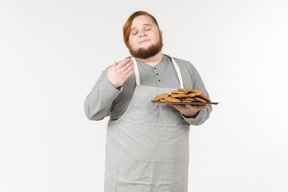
xmin=84 ymin=11 xmax=212 ymax=192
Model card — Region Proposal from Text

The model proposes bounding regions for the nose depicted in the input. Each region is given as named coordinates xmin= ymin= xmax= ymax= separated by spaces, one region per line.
xmin=139 ymin=29 xmax=147 ymax=37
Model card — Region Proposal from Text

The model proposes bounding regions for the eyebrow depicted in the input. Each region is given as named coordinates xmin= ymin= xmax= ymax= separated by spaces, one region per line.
xmin=131 ymin=23 xmax=153 ymax=32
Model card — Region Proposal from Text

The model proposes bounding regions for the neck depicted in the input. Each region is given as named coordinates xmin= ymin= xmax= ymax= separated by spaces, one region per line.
xmin=135 ymin=51 xmax=163 ymax=66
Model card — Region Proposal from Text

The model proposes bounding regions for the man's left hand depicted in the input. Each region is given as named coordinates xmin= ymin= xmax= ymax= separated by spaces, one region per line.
xmin=169 ymin=104 xmax=208 ymax=118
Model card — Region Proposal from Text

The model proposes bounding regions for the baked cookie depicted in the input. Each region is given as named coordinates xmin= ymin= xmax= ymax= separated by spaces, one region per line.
xmin=187 ymin=89 xmax=202 ymax=94
xmin=194 ymin=96 xmax=207 ymax=103
xmin=190 ymin=91 xmax=202 ymax=96
xmin=171 ymin=90 xmax=186 ymax=94
xmin=181 ymin=98 xmax=194 ymax=102
xmin=177 ymin=88 xmax=194 ymax=92
xmin=171 ymin=94 xmax=189 ymax=98
xmin=165 ymin=97 xmax=181 ymax=102
xmin=197 ymin=94 xmax=211 ymax=102
xmin=153 ymin=93 xmax=169 ymax=101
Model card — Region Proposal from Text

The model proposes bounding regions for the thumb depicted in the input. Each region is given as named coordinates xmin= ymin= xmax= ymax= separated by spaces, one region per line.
xmin=198 ymin=105 xmax=208 ymax=110
xmin=113 ymin=61 xmax=117 ymax=68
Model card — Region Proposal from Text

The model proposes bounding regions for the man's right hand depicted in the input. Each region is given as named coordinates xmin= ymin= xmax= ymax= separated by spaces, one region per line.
xmin=107 ymin=58 xmax=135 ymax=88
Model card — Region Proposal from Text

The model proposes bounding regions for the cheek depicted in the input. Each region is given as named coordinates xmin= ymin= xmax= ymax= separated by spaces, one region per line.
xmin=154 ymin=32 xmax=161 ymax=42
xmin=128 ymin=37 xmax=138 ymax=49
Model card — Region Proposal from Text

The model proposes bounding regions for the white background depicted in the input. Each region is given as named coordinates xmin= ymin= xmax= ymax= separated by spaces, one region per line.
xmin=1 ymin=0 xmax=288 ymax=191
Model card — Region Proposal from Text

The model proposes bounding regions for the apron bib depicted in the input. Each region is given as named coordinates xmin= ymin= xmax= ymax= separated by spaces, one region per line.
xmin=105 ymin=57 xmax=190 ymax=192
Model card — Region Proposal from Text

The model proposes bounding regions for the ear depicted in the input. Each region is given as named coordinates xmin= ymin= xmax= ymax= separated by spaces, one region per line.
xmin=160 ymin=30 xmax=163 ymax=36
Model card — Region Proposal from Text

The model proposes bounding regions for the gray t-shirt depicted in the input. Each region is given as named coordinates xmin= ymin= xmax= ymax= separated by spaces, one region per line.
xmin=84 ymin=55 xmax=212 ymax=125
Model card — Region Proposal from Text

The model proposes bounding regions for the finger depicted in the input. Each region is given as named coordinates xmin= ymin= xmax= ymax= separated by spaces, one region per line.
xmin=185 ymin=104 xmax=192 ymax=108
xmin=117 ymin=58 xmax=131 ymax=69
xmin=123 ymin=62 xmax=135 ymax=75
xmin=201 ymin=105 xmax=208 ymax=109
xmin=123 ymin=69 xmax=135 ymax=80
xmin=185 ymin=104 xmax=207 ymax=109
xmin=112 ymin=61 xmax=117 ymax=68
xmin=197 ymin=105 xmax=208 ymax=110
xmin=118 ymin=61 xmax=133 ymax=74
xmin=122 ymin=60 xmax=134 ymax=72
xmin=123 ymin=69 xmax=135 ymax=82
xmin=170 ymin=104 xmax=184 ymax=111
xmin=183 ymin=104 xmax=196 ymax=110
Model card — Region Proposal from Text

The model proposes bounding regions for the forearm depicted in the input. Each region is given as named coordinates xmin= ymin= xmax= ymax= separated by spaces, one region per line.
xmin=84 ymin=71 xmax=122 ymax=121
xmin=182 ymin=105 xmax=212 ymax=125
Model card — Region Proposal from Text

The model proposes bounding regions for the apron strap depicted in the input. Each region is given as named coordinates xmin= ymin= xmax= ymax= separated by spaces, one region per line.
xmin=131 ymin=56 xmax=184 ymax=88
xmin=132 ymin=57 xmax=140 ymax=85
xmin=171 ymin=58 xmax=184 ymax=88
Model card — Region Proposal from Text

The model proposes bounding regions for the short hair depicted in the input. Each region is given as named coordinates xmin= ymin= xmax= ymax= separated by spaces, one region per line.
xmin=123 ymin=11 xmax=160 ymax=48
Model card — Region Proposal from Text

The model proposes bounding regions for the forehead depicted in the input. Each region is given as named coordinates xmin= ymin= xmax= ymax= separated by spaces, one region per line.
xmin=131 ymin=15 xmax=156 ymax=29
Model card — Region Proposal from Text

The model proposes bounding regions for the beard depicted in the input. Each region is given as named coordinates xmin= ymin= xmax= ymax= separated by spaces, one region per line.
xmin=128 ymin=36 xmax=163 ymax=59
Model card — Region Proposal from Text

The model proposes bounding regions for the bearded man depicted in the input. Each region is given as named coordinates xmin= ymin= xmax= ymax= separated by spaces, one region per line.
xmin=84 ymin=11 xmax=212 ymax=192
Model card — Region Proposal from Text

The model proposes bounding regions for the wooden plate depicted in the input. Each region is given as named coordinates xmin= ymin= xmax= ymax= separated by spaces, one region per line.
xmin=151 ymin=100 xmax=219 ymax=105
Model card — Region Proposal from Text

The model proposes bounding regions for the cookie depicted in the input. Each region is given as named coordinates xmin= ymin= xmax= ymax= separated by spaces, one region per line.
xmin=181 ymin=100 xmax=192 ymax=103
xmin=171 ymin=94 xmax=189 ymax=98
xmin=177 ymin=88 xmax=194 ymax=92
xmin=194 ymin=96 xmax=207 ymax=103
xmin=165 ymin=97 xmax=181 ymax=102
xmin=181 ymin=98 xmax=194 ymax=102
xmin=197 ymin=94 xmax=211 ymax=102
xmin=153 ymin=93 xmax=169 ymax=101
xmin=189 ymin=91 xmax=202 ymax=97
xmin=171 ymin=91 xmax=186 ymax=94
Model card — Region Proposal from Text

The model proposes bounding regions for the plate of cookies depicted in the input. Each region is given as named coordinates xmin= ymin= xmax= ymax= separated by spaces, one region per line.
xmin=152 ymin=88 xmax=218 ymax=105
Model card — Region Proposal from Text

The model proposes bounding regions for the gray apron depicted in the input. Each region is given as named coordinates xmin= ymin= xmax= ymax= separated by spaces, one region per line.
xmin=105 ymin=57 xmax=190 ymax=192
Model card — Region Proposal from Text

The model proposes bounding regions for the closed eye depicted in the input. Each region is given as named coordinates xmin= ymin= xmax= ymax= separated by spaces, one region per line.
xmin=131 ymin=30 xmax=138 ymax=35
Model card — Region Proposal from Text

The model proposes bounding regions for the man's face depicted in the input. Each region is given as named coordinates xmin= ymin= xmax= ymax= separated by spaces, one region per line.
xmin=128 ymin=15 xmax=163 ymax=59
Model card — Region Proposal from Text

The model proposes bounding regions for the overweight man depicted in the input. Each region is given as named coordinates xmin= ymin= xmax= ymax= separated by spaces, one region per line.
xmin=84 ymin=11 xmax=212 ymax=192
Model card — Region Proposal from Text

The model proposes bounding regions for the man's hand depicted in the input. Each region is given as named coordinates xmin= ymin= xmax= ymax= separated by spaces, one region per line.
xmin=107 ymin=58 xmax=135 ymax=88
xmin=170 ymin=104 xmax=208 ymax=118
